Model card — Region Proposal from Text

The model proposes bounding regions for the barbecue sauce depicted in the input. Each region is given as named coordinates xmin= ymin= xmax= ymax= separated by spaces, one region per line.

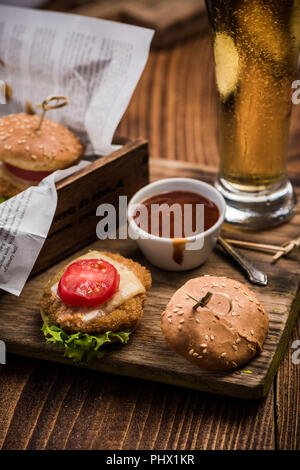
xmin=133 ymin=190 xmax=219 ymax=264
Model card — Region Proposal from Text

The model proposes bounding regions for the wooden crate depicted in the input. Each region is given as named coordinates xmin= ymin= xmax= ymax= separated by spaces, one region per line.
xmin=32 ymin=138 xmax=149 ymax=274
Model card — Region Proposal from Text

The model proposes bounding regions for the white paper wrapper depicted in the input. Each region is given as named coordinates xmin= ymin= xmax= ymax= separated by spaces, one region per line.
xmin=0 ymin=6 xmax=154 ymax=295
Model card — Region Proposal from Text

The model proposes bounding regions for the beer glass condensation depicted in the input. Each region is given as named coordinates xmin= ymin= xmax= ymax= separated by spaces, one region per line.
xmin=205 ymin=0 xmax=300 ymax=228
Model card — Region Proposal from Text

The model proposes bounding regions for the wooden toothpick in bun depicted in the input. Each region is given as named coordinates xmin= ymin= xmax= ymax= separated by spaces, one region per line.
xmin=161 ymin=276 xmax=269 ymax=371
xmin=0 ymin=97 xmax=83 ymax=198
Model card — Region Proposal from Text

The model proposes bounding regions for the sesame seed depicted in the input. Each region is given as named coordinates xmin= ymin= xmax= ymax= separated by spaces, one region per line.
xmin=189 ymin=349 xmax=194 ymax=355
xmin=193 ymin=352 xmax=199 ymax=357
xmin=202 ymin=349 xmax=207 ymax=354
xmin=31 ymin=154 xmax=37 ymax=160
xmin=236 ymin=338 xmax=241 ymax=344
xmin=195 ymin=319 xmax=200 ymax=324
xmin=25 ymin=146 xmax=30 ymax=151
xmin=210 ymin=335 xmax=214 ymax=341
xmin=232 ymin=361 xmax=238 ymax=367
xmin=250 ymin=329 xmax=254 ymax=336
xmin=176 ymin=304 xmax=183 ymax=308
xmin=178 ymin=326 xmax=182 ymax=332
xmin=221 ymin=352 xmax=227 ymax=358
xmin=232 ymin=311 xmax=237 ymax=316
xmin=173 ymin=308 xmax=179 ymax=313
xmin=198 ymin=356 xmax=203 ymax=359
xmin=234 ymin=285 xmax=239 ymax=290
xmin=205 ymin=335 xmax=209 ymax=341
xmin=167 ymin=314 xmax=172 ymax=318
xmin=179 ymin=319 xmax=184 ymax=324
xmin=168 ymin=318 xmax=172 ymax=323
xmin=177 ymin=311 xmax=184 ymax=316
xmin=232 ymin=345 xmax=238 ymax=351
xmin=200 ymin=343 xmax=207 ymax=348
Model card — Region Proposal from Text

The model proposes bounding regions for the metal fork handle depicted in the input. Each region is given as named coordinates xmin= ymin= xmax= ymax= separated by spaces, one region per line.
xmin=217 ymin=236 xmax=268 ymax=286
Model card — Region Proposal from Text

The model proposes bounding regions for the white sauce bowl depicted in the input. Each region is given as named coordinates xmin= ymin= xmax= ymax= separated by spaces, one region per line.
xmin=128 ymin=177 xmax=225 ymax=271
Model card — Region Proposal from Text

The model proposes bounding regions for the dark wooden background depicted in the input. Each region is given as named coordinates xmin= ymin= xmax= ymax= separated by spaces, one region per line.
xmin=0 ymin=6 xmax=299 ymax=450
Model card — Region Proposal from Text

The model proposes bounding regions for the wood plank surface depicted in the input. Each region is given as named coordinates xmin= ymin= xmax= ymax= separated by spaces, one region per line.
xmin=52 ymin=0 xmax=208 ymax=48
xmin=0 ymin=29 xmax=299 ymax=449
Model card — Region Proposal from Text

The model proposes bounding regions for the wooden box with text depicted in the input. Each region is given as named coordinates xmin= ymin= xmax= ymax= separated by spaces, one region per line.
xmin=31 ymin=138 xmax=149 ymax=275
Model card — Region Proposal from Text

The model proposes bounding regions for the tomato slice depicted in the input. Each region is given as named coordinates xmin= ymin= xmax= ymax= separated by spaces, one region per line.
xmin=57 ymin=259 xmax=120 ymax=307
xmin=4 ymin=163 xmax=52 ymax=182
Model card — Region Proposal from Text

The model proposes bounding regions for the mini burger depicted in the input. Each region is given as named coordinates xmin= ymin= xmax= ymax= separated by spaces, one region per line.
xmin=41 ymin=250 xmax=152 ymax=361
xmin=161 ymin=275 xmax=269 ymax=371
xmin=0 ymin=112 xmax=83 ymax=199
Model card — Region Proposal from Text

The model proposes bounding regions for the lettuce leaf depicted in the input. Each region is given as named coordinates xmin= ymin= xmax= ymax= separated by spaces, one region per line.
xmin=42 ymin=318 xmax=130 ymax=362
xmin=0 ymin=197 xmax=8 ymax=204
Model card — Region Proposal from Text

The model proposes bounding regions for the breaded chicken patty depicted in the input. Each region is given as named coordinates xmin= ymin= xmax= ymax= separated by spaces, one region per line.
xmin=40 ymin=251 xmax=152 ymax=334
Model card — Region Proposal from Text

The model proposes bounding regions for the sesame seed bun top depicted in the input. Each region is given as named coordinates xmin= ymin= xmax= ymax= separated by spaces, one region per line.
xmin=0 ymin=113 xmax=83 ymax=171
xmin=161 ymin=276 xmax=269 ymax=371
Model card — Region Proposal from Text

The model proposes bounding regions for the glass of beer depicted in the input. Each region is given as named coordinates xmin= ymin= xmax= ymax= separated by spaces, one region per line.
xmin=205 ymin=0 xmax=300 ymax=228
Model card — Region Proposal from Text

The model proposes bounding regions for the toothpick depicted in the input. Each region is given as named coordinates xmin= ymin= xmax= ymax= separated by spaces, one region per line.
xmin=224 ymin=237 xmax=300 ymax=264
xmin=224 ymin=238 xmax=285 ymax=254
xmin=271 ymin=237 xmax=300 ymax=263
xmin=35 ymin=95 xmax=69 ymax=130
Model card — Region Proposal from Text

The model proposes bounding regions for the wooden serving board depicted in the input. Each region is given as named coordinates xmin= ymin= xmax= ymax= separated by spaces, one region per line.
xmin=1 ymin=159 xmax=300 ymax=399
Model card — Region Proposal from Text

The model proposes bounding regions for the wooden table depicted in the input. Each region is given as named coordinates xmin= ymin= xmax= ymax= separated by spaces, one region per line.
xmin=0 ymin=31 xmax=299 ymax=451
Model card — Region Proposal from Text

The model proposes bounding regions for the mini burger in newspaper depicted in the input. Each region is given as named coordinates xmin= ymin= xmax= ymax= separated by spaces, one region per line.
xmin=41 ymin=251 xmax=152 ymax=361
xmin=0 ymin=96 xmax=83 ymax=200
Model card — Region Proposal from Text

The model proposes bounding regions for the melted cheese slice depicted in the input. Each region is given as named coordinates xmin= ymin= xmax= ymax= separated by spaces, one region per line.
xmin=51 ymin=251 xmax=146 ymax=324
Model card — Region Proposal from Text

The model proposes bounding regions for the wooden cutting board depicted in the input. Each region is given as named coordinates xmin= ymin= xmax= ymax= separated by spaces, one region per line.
xmin=0 ymin=159 xmax=299 ymax=399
